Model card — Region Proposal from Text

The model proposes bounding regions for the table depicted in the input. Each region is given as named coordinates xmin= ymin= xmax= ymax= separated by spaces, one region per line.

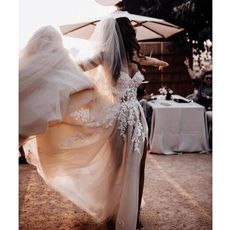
xmin=148 ymin=95 xmax=209 ymax=154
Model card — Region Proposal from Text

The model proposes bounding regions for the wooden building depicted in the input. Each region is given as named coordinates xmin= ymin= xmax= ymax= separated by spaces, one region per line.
xmin=140 ymin=41 xmax=194 ymax=97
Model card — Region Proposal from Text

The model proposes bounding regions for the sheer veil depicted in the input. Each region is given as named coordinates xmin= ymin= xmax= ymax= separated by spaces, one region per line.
xmin=73 ymin=17 xmax=130 ymax=127
xmin=89 ymin=16 xmax=128 ymax=82
xmin=20 ymin=19 xmax=130 ymax=137
xmin=78 ymin=16 xmax=128 ymax=83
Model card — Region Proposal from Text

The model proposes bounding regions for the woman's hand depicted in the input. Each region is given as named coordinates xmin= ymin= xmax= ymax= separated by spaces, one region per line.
xmin=184 ymin=57 xmax=190 ymax=68
xmin=184 ymin=57 xmax=196 ymax=79
xmin=159 ymin=65 xmax=165 ymax=71
xmin=138 ymin=56 xmax=169 ymax=70
xmin=158 ymin=61 xmax=169 ymax=71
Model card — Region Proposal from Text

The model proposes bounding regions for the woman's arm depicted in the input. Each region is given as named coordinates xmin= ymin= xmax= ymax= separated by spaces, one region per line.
xmin=184 ymin=57 xmax=196 ymax=79
xmin=136 ymin=56 xmax=169 ymax=70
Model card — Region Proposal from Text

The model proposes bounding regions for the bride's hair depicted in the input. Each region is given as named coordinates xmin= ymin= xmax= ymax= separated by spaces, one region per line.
xmin=79 ymin=17 xmax=145 ymax=83
xmin=115 ymin=17 xmax=145 ymax=68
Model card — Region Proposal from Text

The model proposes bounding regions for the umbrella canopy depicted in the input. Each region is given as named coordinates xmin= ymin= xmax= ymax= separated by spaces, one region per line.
xmin=95 ymin=0 xmax=120 ymax=6
xmin=60 ymin=11 xmax=184 ymax=41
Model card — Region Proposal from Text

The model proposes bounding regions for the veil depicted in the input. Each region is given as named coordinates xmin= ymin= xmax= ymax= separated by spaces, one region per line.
xmin=72 ymin=17 xmax=130 ymax=127
xmin=19 ymin=18 xmax=130 ymax=137
xmin=19 ymin=26 xmax=95 ymax=137
xmin=77 ymin=16 xmax=128 ymax=83
xmin=20 ymin=18 xmax=131 ymax=136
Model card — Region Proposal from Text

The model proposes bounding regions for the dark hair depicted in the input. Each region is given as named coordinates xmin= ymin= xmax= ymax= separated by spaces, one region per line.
xmin=115 ymin=1 xmax=125 ymax=10
xmin=202 ymin=70 xmax=212 ymax=79
xmin=115 ymin=17 xmax=145 ymax=68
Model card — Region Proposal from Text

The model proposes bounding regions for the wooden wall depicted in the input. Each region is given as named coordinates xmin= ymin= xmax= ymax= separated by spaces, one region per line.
xmin=139 ymin=42 xmax=194 ymax=97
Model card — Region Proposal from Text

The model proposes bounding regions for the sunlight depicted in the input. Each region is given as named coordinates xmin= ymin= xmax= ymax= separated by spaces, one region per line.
xmin=20 ymin=0 xmax=115 ymax=48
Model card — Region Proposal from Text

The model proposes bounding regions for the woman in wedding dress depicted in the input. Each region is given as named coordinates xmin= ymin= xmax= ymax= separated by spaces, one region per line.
xmin=19 ymin=17 xmax=168 ymax=229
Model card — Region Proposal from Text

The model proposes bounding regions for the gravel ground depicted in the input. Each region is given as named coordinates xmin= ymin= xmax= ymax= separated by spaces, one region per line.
xmin=19 ymin=152 xmax=212 ymax=230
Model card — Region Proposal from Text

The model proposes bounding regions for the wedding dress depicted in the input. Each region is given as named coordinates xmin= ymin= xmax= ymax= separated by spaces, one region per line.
xmin=20 ymin=18 xmax=148 ymax=230
xmin=19 ymin=26 xmax=95 ymax=137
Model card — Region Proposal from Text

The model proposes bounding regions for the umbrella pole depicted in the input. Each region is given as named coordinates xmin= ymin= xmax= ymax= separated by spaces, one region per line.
xmin=160 ymin=42 xmax=164 ymax=86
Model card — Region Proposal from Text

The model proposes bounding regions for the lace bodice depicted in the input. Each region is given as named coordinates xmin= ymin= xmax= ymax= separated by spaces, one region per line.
xmin=115 ymin=71 xmax=144 ymax=101
xmin=66 ymin=70 xmax=147 ymax=154
xmin=115 ymin=71 xmax=147 ymax=154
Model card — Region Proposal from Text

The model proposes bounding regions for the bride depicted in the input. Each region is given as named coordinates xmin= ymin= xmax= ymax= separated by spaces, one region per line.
xmin=19 ymin=17 xmax=168 ymax=229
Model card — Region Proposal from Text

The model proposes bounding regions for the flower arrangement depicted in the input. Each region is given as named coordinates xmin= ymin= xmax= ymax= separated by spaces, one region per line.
xmin=159 ymin=87 xmax=167 ymax=95
xmin=159 ymin=86 xmax=173 ymax=95
xmin=159 ymin=86 xmax=173 ymax=100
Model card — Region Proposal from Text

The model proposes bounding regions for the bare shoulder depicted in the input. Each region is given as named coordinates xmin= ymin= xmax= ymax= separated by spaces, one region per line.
xmin=128 ymin=62 xmax=138 ymax=76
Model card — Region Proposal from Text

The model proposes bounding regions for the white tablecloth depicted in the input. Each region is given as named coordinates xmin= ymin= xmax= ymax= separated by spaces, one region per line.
xmin=148 ymin=95 xmax=209 ymax=154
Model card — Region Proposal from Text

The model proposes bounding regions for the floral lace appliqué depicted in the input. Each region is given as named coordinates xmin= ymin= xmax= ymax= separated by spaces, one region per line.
xmin=93 ymin=103 xmax=120 ymax=128
xmin=69 ymin=108 xmax=90 ymax=123
xmin=116 ymin=71 xmax=146 ymax=154
xmin=58 ymin=132 xmax=93 ymax=148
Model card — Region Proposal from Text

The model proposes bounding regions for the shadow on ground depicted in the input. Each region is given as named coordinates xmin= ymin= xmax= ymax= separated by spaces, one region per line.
xmin=19 ymin=152 xmax=212 ymax=230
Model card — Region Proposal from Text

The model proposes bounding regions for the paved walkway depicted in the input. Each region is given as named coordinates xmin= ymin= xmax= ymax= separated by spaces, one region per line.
xmin=19 ymin=152 xmax=212 ymax=230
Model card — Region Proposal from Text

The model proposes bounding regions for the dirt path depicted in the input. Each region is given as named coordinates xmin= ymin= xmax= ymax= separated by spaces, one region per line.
xmin=19 ymin=152 xmax=212 ymax=230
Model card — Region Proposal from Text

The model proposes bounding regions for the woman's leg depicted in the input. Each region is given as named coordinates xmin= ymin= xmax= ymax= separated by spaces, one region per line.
xmin=136 ymin=140 xmax=147 ymax=229
xmin=19 ymin=146 xmax=28 ymax=164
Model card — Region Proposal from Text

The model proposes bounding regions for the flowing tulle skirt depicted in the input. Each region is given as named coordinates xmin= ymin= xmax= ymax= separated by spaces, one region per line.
xmin=25 ymin=89 xmax=147 ymax=230
xmin=19 ymin=25 xmax=148 ymax=229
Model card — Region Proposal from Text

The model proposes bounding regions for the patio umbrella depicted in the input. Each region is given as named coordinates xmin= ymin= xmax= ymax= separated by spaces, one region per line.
xmin=95 ymin=0 xmax=120 ymax=6
xmin=60 ymin=11 xmax=183 ymax=41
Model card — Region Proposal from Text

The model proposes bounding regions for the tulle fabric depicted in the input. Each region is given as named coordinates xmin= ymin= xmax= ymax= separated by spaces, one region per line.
xmin=19 ymin=26 xmax=95 ymax=137
xmin=20 ymin=18 xmax=148 ymax=229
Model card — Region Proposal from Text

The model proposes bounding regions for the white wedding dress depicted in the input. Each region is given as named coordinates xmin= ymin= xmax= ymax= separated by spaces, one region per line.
xmin=20 ymin=21 xmax=148 ymax=230
xmin=28 ymin=71 xmax=148 ymax=230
